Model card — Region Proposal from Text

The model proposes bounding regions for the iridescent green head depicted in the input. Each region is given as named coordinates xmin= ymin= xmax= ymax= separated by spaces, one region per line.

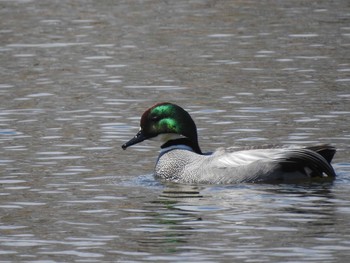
xmin=122 ymin=102 xmax=202 ymax=153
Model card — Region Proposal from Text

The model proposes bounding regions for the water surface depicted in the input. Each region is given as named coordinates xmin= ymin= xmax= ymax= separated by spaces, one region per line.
xmin=1 ymin=0 xmax=350 ymax=262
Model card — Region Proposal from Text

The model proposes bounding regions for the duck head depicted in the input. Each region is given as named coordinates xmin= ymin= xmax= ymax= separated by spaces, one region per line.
xmin=122 ymin=102 xmax=202 ymax=154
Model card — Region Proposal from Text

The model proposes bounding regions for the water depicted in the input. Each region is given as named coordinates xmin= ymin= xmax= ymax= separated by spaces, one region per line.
xmin=1 ymin=0 xmax=350 ymax=262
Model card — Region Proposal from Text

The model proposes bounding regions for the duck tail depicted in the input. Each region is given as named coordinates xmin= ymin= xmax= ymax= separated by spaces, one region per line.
xmin=305 ymin=144 xmax=336 ymax=164
xmin=282 ymin=146 xmax=337 ymax=179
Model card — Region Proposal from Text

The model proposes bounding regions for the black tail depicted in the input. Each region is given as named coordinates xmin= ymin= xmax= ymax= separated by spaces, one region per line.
xmin=306 ymin=145 xmax=336 ymax=164
xmin=281 ymin=145 xmax=336 ymax=178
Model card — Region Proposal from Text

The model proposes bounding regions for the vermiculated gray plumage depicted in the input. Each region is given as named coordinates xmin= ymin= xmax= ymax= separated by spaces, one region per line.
xmin=154 ymin=144 xmax=336 ymax=184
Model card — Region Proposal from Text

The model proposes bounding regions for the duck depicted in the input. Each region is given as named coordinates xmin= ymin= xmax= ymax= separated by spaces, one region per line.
xmin=122 ymin=102 xmax=336 ymax=184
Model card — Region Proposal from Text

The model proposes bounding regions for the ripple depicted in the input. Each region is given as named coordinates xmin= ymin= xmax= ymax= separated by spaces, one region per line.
xmin=0 ymin=179 xmax=26 ymax=184
xmin=241 ymin=67 xmax=263 ymax=71
xmin=82 ymin=146 xmax=113 ymax=151
xmin=337 ymin=68 xmax=350 ymax=72
xmin=0 ymin=84 xmax=14 ymax=88
xmin=207 ymin=34 xmax=234 ymax=38
xmin=7 ymin=42 xmax=90 ymax=48
xmin=27 ymin=92 xmax=54 ymax=97
xmin=10 ymin=202 xmax=46 ymax=206
xmin=288 ymin=33 xmax=319 ymax=38
xmin=65 ymin=167 xmax=93 ymax=172
xmin=294 ymin=117 xmax=320 ymax=122
xmin=257 ymin=50 xmax=275 ymax=54
xmin=335 ymin=78 xmax=350 ymax=82
xmin=276 ymin=58 xmax=297 ymax=62
xmin=36 ymin=151 xmax=67 ymax=155
xmin=236 ymin=137 xmax=267 ymax=141
xmin=104 ymin=64 xmax=127 ymax=68
xmin=104 ymin=79 xmax=122 ymax=83
xmin=0 ymin=205 xmax=23 ymax=209
xmin=0 ymin=250 xmax=17 ymax=255
xmin=213 ymin=60 xmax=240 ymax=65
xmin=330 ymin=111 xmax=350 ymax=115
xmin=35 ymin=156 xmax=84 ymax=160
xmin=39 ymin=250 xmax=104 ymax=258
xmin=13 ymin=53 xmax=35 ymax=57
xmin=124 ymin=85 xmax=186 ymax=90
xmin=295 ymin=56 xmax=329 ymax=60
xmin=237 ymin=107 xmax=287 ymax=113
xmin=60 ymin=200 xmax=107 ymax=204
xmin=84 ymin=56 xmax=113 ymax=60
xmin=0 ymin=225 xmax=27 ymax=230
xmin=0 ymin=129 xmax=18 ymax=135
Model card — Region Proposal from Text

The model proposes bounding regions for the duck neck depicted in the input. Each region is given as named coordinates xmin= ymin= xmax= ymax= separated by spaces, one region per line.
xmin=161 ymin=138 xmax=202 ymax=154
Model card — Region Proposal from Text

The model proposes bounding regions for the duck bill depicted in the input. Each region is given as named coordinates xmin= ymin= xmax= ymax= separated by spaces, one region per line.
xmin=122 ymin=130 xmax=149 ymax=150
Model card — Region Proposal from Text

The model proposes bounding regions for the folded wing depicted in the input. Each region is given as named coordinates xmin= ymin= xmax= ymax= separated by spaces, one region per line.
xmin=213 ymin=145 xmax=336 ymax=183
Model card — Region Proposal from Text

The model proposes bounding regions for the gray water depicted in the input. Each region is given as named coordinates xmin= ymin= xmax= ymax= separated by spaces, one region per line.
xmin=1 ymin=0 xmax=350 ymax=262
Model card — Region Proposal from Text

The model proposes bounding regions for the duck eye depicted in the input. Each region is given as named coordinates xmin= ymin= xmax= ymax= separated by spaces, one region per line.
xmin=151 ymin=115 xmax=160 ymax=122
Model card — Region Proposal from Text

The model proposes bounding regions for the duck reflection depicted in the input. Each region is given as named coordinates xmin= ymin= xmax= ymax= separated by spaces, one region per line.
xmin=125 ymin=180 xmax=339 ymax=257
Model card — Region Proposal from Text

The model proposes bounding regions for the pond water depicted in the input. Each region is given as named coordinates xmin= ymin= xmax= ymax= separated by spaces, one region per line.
xmin=1 ymin=0 xmax=350 ymax=262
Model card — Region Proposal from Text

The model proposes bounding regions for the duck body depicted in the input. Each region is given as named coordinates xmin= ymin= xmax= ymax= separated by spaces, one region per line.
xmin=122 ymin=102 xmax=336 ymax=184
xmin=155 ymin=143 xmax=336 ymax=184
